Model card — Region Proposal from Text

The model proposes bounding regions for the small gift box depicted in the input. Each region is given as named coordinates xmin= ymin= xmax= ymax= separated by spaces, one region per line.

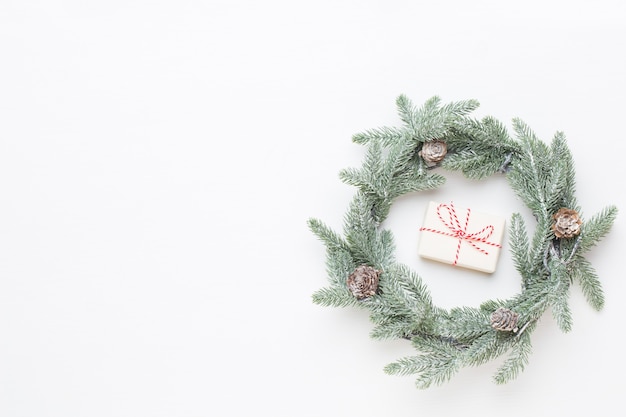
xmin=418 ymin=201 xmax=506 ymax=273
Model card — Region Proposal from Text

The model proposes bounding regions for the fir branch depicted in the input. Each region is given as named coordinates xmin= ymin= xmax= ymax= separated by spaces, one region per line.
xmin=549 ymin=132 xmax=578 ymax=209
xmin=509 ymin=281 xmax=551 ymax=319
xmin=324 ymin=247 xmax=356 ymax=288
xmin=370 ymin=319 xmax=419 ymax=340
xmin=414 ymin=97 xmax=478 ymax=142
xmin=396 ymin=95 xmax=482 ymax=144
xmin=462 ymin=332 xmax=510 ymax=367
xmin=381 ymin=135 xmax=420 ymax=182
xmin=369 ymin=271 xmax=433 ymax=339
xmin=410 ymin=332 xmax=465 ymax=356
xmin=338 ymin=167 xmax=365 ymax=188
xmin=479 ymin=299 xmax=508 ymax=313
xmin=493 ymin=329 xmax=534 ymax=384
xmin=342 ymin=193 xmax=396 ymax=268
xmin=480 ymin=115 xmax=514 ymax=145
xmin=396 ymin=94 xmax=420 ymax=134
xmin=411 ymin=356 xmax=460 ymax=389
xmin=372 ymin=229 xmax=396 ymax=269
xmin=443 ymin=115 xmax=520 ymax=180
xmin=577 ymin=205 xmax=618 ymax=255
xmin=343 ymin=193 xmax=378 ymax=254
xmin=440 ymin=99 xmax=481 ymax=119
xmin=544 ymin=147 xmax=569 ymax=211
xmin=570 ymin=257 xmax=605 ymax=311
xmin=312 ymin=286 xmax=358 ymax=308
xmin=508 ymin=213 xmax=531 ymax=283
xmin=441 ymin=151 xmax=493 ymax=179
xmin=369 ymin=265 xmax=435 ymax=340
xmin=385 ymin=334 xmax=463 ymax=388
xmin=362 ymin=138 xmax=386 ymax=188
xmin=528 ymin=214 xmax=554 ymax=275
xmin=387 ymin=171 xmax=445 ymax=197
xmin=447 ymin=115 xmax=516 ymax=152
xmin=307 ymin=218 xmax=351 ymax=253
xmin=352 ymin=126 xmax=406 ymax=146
xmin=384 ymin=356 xmax=444 ymax=376
xmin=547 ymin=261 xmax=573 ymax=333
xmin=507 ymin=119 xmax=553 ymax=217
xmin=551 ymin=291 xmax=573 ymax=333
xmin=437 ymin=307 xmax=491 ymax=342
xmin=383 ymin=263 xmax=433 ymax=311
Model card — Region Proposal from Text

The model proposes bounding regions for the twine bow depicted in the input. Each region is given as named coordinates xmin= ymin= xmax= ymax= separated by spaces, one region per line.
xmin=419 ymin=202 xmax=502 ymax=266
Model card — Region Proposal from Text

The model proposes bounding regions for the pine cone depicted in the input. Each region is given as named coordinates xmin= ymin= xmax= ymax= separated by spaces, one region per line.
xmin=419 ymin=140 xmax=447 ymax=167
xmin=552 ymin=207 xmax=582 ymax=239
xmin=490 ymin=307 xmax=519 ymax=332
xmin=347 ymin=265 xmax=381 ymax=300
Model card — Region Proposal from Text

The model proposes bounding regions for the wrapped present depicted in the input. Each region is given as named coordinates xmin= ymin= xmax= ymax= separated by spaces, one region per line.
xmin=418 ymin=201 xmax=505 ymax=273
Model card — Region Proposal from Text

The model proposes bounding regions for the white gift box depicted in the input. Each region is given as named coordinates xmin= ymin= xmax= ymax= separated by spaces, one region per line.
xmin=418 ymin=201 xmax=506 ymax=273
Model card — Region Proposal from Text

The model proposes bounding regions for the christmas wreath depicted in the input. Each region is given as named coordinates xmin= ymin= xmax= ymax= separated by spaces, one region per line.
xmin=308 ymin=95 xmax=617 ymax=388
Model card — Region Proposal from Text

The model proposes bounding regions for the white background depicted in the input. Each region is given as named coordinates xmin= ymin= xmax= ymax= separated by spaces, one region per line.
xmin=1 ymin=1 xmax=625 ymax=416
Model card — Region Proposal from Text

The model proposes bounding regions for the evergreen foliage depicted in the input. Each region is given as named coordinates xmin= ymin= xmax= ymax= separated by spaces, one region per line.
xmin=308 ymin=95 xmax=617 ymax=388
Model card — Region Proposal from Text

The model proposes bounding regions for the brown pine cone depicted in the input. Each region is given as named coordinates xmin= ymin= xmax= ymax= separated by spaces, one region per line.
xmin=552 ymin=207 xmax=582 ymax=239
xmin=419 ymin=140 xmax=447 ymax=167
xmin=490 ymin=307 xmax=519 ymax=332
xmin=347 ymin=265 xmax=381 ymax=300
